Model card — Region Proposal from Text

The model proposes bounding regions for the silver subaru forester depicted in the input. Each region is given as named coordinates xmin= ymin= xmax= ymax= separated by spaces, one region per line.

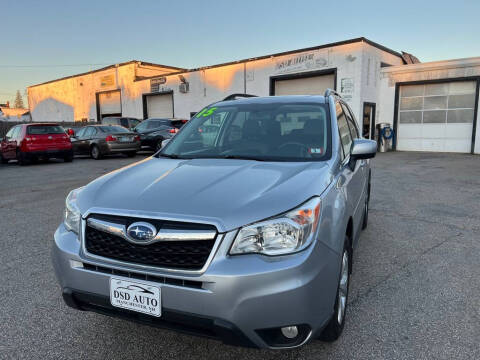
xmin=52 ymin=91 xmax=376 ymax=349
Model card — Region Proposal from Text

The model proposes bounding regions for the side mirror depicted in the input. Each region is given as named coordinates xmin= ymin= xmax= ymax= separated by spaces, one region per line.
xmin=161 ymin=139 xmax=171 ymax=149
xmin=349 ymin=139 xmax=377 ymax=170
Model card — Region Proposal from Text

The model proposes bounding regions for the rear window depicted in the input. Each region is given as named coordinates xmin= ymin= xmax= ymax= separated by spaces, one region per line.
xmin=98 ymin=126 xmax=130 ymax=133
xmin=27 ymin=125 xmax=65 ymax=135
xmin=102 ymin=118 xmax=120 ymax=125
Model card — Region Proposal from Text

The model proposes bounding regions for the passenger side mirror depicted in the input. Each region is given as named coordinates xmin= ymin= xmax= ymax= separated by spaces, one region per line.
xmin=349 ymin=139 xmax=377 ymax=170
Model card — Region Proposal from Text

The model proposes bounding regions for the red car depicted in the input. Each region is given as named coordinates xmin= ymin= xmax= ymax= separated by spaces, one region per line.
xmin=0 ymin=123 xmax=73 ymax=165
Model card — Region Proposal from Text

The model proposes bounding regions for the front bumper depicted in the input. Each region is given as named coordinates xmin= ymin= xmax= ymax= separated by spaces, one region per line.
xmin=52 ymin=224 xmax=340 ymax=349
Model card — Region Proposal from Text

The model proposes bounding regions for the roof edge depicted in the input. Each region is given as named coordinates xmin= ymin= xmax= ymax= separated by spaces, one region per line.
xmin=28 ymin=60 xmax=185 ymax=89
xmin=134 ymin=37 xmax=404 ymax=82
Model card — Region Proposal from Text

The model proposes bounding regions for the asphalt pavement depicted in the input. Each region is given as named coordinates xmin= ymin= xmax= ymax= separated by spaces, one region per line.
xmin=0 ymin=152 xmax=479 ymax=359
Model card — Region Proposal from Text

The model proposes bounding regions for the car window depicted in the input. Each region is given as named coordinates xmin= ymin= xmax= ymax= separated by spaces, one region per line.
xmin=84 ymin=127 xmax=95 ymax=138
xmin=5 ymin=127 xmax=16 ymax=138
xmin=102 ymin=118 xmax=118 ymax=126
xmin=128 ymin=119 xmax=140 ymax=128
xmin=162 ymin=102 xmax=331 ymax=161
xmin=135 ymin=121 xmax=149 ymax=132
xmin=341 ymin=103 xmax=359 ymax=139
xmin=148 ymin=120 xmax=167 ymax=129
xmin=27 ymin=125 xmax=65 ymax=135
xmin=98 ymin=126 xmax=130 ymax=133
xmin=336 ymin=102 xmax=353 ymax=159
xmin=75 ymin=127 xmax=86 ymax=138
xmin=12 ymin=126 xmax=22 ymax=138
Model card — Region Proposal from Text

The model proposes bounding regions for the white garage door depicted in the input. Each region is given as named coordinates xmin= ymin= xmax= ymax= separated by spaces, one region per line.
xmin=397 ymin=81 xmax=476 ymax=153
xmin=273 ymin=74 xmax=335 ymax=96
xmin=146 ymin=93 xmax=173 ymax=118
xmin=99 ymin=90 xmax=121 ymax=116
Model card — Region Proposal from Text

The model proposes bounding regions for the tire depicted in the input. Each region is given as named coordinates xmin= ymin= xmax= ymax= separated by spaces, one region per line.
xmin=0 ymin=154 xmax=8 ymax=164
xmin=320 ymin=237 xmax=351 ymax=342
xmin=64 ymin=153 xmax=73 ymax=162
xmin=125 ymin=151 xmax=136 ymax=158
xmin=16 ymin=149 xmax=27 ymax=166
xmin=90 ymin=145 xmax=102 ymax=160
xmin=156 ymin=140 xmax=163 ymax=152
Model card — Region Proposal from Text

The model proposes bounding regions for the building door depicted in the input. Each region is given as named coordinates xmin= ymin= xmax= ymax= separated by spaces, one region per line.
xmin=98 ymin=90 xmax=121 ymax=119
xmin=397 ymin=81 xmax=476 ymax=152
xmin=271 ymin=72 xmax=335 ymax=96
xmin=362 ymin=102 xmax=376 ymax=139
xmin=145 ymin=93 xmax=174 ymax=118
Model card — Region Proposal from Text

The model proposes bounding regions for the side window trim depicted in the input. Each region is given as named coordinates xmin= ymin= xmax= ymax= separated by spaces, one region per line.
xmin=341 ymin=102 xmax=360 ymax=139
xmin=335 ymin=101 xmax=351 ymax=165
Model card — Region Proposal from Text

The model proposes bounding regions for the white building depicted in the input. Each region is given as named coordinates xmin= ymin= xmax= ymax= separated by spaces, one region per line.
xmin=27 ymin=37 xmax=480 ymax=154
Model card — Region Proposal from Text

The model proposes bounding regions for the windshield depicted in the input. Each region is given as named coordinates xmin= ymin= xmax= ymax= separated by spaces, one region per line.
xmin=160 ymin=102 xmax=331 ymax=161
xmin=27 ymin=125 xmax=65 ymax=135
xmin=98 ymin=125 xmax=130 ymax=133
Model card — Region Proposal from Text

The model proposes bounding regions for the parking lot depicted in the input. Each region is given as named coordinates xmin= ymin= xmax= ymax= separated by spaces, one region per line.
xmin=0 ymin=152 xmax=479 ymax=360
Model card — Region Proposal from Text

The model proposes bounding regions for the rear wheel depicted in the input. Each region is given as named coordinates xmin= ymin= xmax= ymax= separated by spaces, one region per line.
xmin=320 ymin=237 xmax=350 ymax=342
xmin=0 ymin=153 xmax=8 ymax=164
xmin=16 ymin=149 xmax=27 ymax=166
xmin=362 ymin=173 xmax=371 ymax=230
xmin=90 ymin=145 xmax=102 ymax=160
xmin=64 ymin=153 xmax=73 ymax=162
xmin=156 ymin=139 xmax=163 ymax=152
xmin=125 ymin=151 xmax=136 ymax=158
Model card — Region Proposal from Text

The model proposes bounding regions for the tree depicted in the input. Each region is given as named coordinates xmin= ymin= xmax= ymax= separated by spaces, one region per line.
xmin=14 ymin=90 xmax=24 ymax=109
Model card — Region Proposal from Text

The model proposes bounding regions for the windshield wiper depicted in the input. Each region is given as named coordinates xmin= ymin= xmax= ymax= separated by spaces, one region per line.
xmin=220 ymin=155 xmax=266 ymax=161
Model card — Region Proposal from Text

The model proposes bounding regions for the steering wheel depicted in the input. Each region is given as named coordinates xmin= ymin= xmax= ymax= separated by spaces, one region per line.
xmin=278 ymin=142 xmax=310 ymax=157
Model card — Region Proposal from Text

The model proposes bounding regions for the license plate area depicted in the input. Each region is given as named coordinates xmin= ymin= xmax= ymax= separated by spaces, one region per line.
xmin=110 ymin=278 xmax=161 ymax=317
xmin=118 ymin=136 xmax=131 ymax=142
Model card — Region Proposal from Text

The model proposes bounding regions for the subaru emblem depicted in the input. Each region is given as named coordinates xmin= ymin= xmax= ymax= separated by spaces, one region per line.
xmin=126 ymin=222 xmax=157 ymax=244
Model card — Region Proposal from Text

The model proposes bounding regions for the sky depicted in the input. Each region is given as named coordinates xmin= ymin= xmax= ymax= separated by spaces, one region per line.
xmin=1 ymin=0 xmax=479 ymax=106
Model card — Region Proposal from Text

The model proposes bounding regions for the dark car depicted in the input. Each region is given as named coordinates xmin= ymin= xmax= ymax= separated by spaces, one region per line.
xmin=102 ymin=117 xmax=141 ymax=131
xmin=71 ymin=125 xmax=140 ymax=159
xmin=134 ymin=118 xmax=187 ymax=151
xmin=0 ymin=123 xmax=73 ymax=165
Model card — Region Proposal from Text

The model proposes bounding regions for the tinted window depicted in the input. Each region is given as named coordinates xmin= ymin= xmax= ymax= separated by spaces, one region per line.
xmin=83 ymin=127 xmax=95 ymax=138
xmin=162 ymin=102 xmax=331 ymax=161
xmin=336 ymin=102 xmax=353 ymax=158
xmin=98 ymin=126 xmax=129 ymax=133
xmin=102 ymin=118 xmax=119 ymax=126
xmin=128 ymin=119 xmax=140 ymax=128
xmin=27 ymin=125 xmax=65 ymax=135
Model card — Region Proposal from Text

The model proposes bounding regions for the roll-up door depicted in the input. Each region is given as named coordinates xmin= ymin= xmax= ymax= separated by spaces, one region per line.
xmin=273 ymin=73 xmax=335 ymax=96
xmin=146 ymin=93 xmax=174 ymax=118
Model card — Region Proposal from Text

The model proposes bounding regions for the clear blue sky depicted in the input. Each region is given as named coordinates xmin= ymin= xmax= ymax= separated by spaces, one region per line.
xmin=1 ymin=0 xmax=479 ymax=106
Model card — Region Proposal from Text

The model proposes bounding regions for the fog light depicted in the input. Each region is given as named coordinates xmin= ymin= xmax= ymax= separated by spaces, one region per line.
xmin=281 ymin=326 xmax=298 ymax=339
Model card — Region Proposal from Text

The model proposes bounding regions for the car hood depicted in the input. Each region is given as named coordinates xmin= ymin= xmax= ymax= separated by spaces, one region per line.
xmin=77 ymin=157 xmax=334 ymax=232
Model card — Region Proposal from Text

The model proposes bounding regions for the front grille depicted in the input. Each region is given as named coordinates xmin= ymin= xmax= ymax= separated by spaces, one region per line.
xmin=84 ymin=214 xmax=217 ymax=271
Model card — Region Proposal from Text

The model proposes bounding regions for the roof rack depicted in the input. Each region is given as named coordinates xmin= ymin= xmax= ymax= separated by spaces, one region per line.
xmin=324 ymin=89 xmax=341 ymax=98
xmin=222 ymin=93 xmax=258 ymax=101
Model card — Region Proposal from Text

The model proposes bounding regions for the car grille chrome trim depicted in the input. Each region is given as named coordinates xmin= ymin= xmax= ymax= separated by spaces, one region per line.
xmin=80 ymin=211 xmax=223 ymax=275
xmin=87 ymin=217 xmax=217 ymax=245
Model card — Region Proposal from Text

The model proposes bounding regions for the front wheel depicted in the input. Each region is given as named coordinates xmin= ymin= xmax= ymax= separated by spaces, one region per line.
xmin=0 ymin=153 xmax=8 ymax=164
xmin=319 ymin=238 xmax=350 ymax=342
xmin=16 ymin=150 xmax=27 ymax=166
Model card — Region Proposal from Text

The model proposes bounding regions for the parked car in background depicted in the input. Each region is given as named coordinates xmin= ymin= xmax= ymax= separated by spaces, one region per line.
xmin=53 ymin=92 xmax=377 ymax=349
xmin=70 ymin=125 xmax=140 ymax=159
xmin=133 ymin=118 xmax=187 ymax=151
xmin=102 ymin=117 xmax=141 ymax=131
xmin=0 ymin=123 xmax=73 ymax=165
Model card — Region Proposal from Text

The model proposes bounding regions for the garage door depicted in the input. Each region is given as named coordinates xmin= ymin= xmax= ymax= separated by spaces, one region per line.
xmin=273 ymin=73 xmax=335 ymax=96
xmin=99 ymin=90 xmax=121 ymax=117
xmin=146 ymin=93 xmax=173 ymax=118
xmin=397 ymin=81 xmax=477 ymax=153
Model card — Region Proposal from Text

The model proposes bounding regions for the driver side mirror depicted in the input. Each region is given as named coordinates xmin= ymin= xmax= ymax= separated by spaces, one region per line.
xmin=349 ymin=139 xmax=377 ymax=170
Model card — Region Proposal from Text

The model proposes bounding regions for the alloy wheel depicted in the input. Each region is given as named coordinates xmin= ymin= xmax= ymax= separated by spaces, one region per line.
xmin=337 ymin=250 xmax=349 ymax=324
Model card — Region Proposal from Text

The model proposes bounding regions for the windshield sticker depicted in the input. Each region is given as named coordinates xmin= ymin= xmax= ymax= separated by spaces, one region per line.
xmin=196 ymin=107 xmax=217 ymax=118
xmin=309 ymin=148 xmax=323 ymax=154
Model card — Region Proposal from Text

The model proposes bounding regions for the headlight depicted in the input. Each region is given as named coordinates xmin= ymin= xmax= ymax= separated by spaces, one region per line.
xmin=230 ymin=197 xmax=321 ymax=256
xmin=64 ymin=187 xmax=84 ymax=234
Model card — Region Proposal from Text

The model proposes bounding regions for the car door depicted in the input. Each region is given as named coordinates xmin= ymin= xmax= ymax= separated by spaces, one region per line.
xmin=71 ymin=127 xmax=87 ymax=154
xmin=340 ymin=102 xmax=366 ymax=238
